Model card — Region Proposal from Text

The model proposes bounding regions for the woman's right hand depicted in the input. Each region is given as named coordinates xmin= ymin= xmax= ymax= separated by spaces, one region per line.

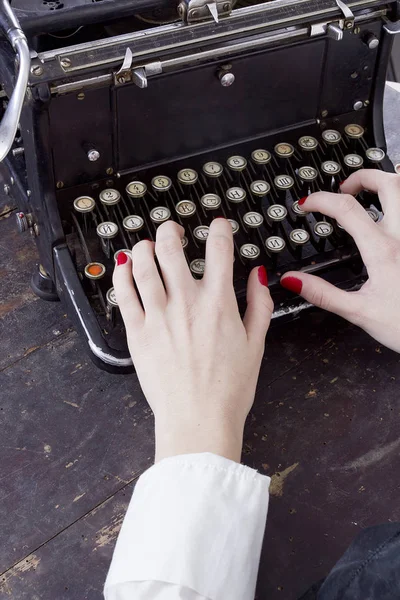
xmin=281 ymin=169 xmax=400 ymax=353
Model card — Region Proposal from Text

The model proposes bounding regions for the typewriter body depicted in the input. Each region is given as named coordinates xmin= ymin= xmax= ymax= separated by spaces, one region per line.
xmin=1 ymin=0 xmax=399 ymax=372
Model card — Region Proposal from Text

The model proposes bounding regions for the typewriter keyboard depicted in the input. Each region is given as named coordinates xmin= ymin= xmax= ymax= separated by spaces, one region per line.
xmin=66 ymin=124 xmax=385 ymax=325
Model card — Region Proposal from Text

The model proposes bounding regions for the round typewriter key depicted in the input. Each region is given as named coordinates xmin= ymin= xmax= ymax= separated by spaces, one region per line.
xmin=190 ymin=258 xmax=205 ymax=276
xmin=99 ymin=188 xmax=121 ymax=206
xmin=150 ymin=206 xmax=171 ymax=223
xmin=114 ymin=248 xmax=132 ymax=262
xmin=366 ymin=147 xmax=386 ymax=163
xmin=314 ymin=221 xmax=333 ymax=237
xmin=151 ymin=176 xmax=172 ymax=192
xmin=228 ymin=219 xmax=239 ymax=235
xmin=275 ymin=143 xmax=294 ymax=158
xmin=106 ymin=287 xmax=118 ymax=307
xmin=181 ymin=235 xmax=188 ymax=249
xmin=322 ymin=129 xmax=342 ymax=145
xmin=274 ymin=174 xmax=294 ymax=190
xmin=84 ymin=262 xmax=106 ymax=280
xmin=298 ymin=166 xmax=318 ymax=182
xmin=126 ymin=181 xmax=147 ymax=198
xmin=227 ymin=155 xmax=247 ymax=171
xmin=226 ymin=187 xmax=246 ymax=203
xmin=265 ymin=235 xmax=286 ymax=253
xmin=97 ymin=221 xmax=119 ymax=239
xmin=250 ymin=180 xmax=270 ymax=197
xmin=240 ymin=243 xmax=260 ymax=260
xmin=243 ymin=211 xmax=264 ymax=228
xmin=175 ymin=200 xmax=196 ymax=218
xmin=298 ymin=136 xmax=318 ymax=151
xmin=251 ymin=149 xmax=271 ymax=165
xmin=201 ymin=193 xmax=221 ymax=210
xmin=193 ymin=225 xmax=210 ymax=241
xmin=344 ymin=154 xmax=364 ymax=169
xmin=367 ymin=208 xmax=380 ymax=222
xmin=267 ymin=204 xmax=287 ymax=222
xmin=73 ymin=195 xmax=95 ymax=213
xmin=203 ymin=161 xmax=223 ymax=178
xmin=177 ymin=168 xmax=198 ymax=185
xmin=345 ymin=124 xmax=365 ymax=139
xmin=123 ymin=215 xmax=144 ymax=232
xmin=321 ymin=161 xmax=341 ymax=175
xmin=290 ymin=229 xmax=310 ymax=245
xmin=292 ymin=201 xmax=308 ymax=216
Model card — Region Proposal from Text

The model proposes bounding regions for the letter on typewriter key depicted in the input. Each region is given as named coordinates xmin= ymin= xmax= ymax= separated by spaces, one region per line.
xmin=366 ymin=207 xmax=380 ymax=222
xmin=106 ymin=287 xmax=118 ymax=307
xmin=267 ymin=204 xmax=287 ymax=222
xmin=175 ymin=200 xmax=197 ymax=218
xmin=240 ymin=243 xmax=261 ymax=261
xmin=291 ymin=201 xmax=308 ymax=218
xmin=274 ymin=143 xmax=295 ymax=158
xmin=226 ymin=187 xmax=246 ymax=204
xmin=200 ymin=193 xmax=221 ymax=211
xmin=84 ymin=262 xmax=106 ymax=280
xmin=123 ymin=215 xmax=144 ymax=233
xmin=298 ymin=166 xmax=318 ymax=183
xmin=344 ymin=154 xmax=364 ymax=171
xmin=190 ymin=258 xmax=205 ymax=278
xmin=227 ymin=155 xmax=247 ymax=172
xmin=344 ymin=124 xmax=364 ymax=140
xmin=193 ymin=225 xmax=210 ymax=242
xmin=298 ymin=136 xmax=319 ymax=152
xmin=274 ymin=174 xmax=295 ymax=191
xmin=73 ymin=196 xmax=95 ymax=213
xmin=250 ymin=180 xmax=271 ymax=198
xmin=150 ymin=206 xmax=171 ymax=224
xmin=177 ymin=168 xmax=198 ymax=185
xmin=126 ymin=181 xmax=147 ymax=198
xmin=265 ymin=235 xmax=286 ymax=255
xmin=321 ymin=129 xmax=342 ymax=146
xmin=99 ymin=188 xmax=121 ymax=206
xmin=290 ymin=228 xmax=310 ymax=246
xmin=314 ymin=221 xmax=334 ymax=238
xmin=243 ymin=211 xmax=264 ymax=228
xmin=202 ymin=161 xmax=223 ymax=178
xmin=151 ymin=176 xmax=172 ymax=192
xmin=365 ymin=147 xmax=386 ymax=165
xmin=96 ymin=221 xmax=119 ymax=239
xmin=251 ymin=149 xmax=272 ymax=165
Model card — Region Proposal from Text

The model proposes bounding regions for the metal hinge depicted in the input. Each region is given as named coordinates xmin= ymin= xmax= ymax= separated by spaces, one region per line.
xmin=113 ymin=48 xmax=162 ymax=88
xmin=310 ymin=0 xmax=354 ymax=41
xmin=177 ymin=0 xmax=232 ymax=24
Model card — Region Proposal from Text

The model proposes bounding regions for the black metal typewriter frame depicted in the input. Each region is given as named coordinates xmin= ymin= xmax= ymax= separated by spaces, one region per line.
xmin=1 ymin=0 xmax=400 ymax=372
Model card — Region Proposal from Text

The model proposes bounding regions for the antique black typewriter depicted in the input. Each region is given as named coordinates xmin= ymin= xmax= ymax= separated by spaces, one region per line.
xmin=0 ymin=0 xmax=399 ymax=372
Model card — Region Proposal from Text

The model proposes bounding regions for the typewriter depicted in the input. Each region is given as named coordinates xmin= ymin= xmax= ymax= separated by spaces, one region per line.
xmin=0 ymin=0 xmax=399 ymax=372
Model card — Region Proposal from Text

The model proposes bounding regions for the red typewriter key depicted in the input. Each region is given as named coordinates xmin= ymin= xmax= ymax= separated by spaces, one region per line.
xmin=84 ymin=262 xmax=106 ymax=280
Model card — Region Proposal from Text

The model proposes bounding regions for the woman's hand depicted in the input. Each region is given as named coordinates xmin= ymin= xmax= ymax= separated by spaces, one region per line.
xmin=113 ymin=218 xmax=273 ymax=462
xmin=281 ymin=169 xmax=400 ymax=353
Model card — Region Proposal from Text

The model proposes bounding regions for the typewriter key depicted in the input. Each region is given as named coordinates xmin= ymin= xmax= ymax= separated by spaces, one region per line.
xmin=344 ymin=124 xmax=365 ymax=139
xmin=74 ymin=196 xmax=96 ymax=213
xmin=150 ymin=206 xmax=171 ymax=223
xmin=251 ymin=149 xmax=271 ymax=165
xmin=84 ymin=262 xmax=106 ymax=280
xmin=321 ymin=161 xmax=341 ymax=175
xmin=200 ymin=193 xmax=221 ymax=210
xmin=193 ymin=225 xmax=210 ymax=241
xmin=274 ymin=143 xmax=294 ymax=158
xmin=175 ymin=200 xmax=197 ymax=218
xmin=314 ymin=221 xmax=333 ymax=237
xmin=322 ymin=130 xmax=342 ymax=145
xmin=226 ymin=187 xmax=246 ymax=204
xmin=366 ymin=148 xmax=386 ymax=163
xmin=99 ymin=188 xmax=121 ymax=206
xmin=123 ymin=215 xmax=144 ymax=232
xmin=151 ymin=176 xmax=172 ymax=192
xmin=203 ymin=162 xmax=223 ymax=178
xmin=126 ymin=181 xmax=147 ymax=198
xmin=228 ymin=219 xmax=239 ymax=235
xmin=240 ymin=243 xmax=260 ymax=260
xmin=291 ymin=201 xmax=307 ymax=216
xmin=290 ymin=229 xmax=310 ymax=245
xmin=106 ymin=287 xmax=118 ymax=307
xmin=265 ymin=236 xmax=286 ymax=254
xmin=227 ymin=155 xmax=247 ymax=172
xmin=97 ymin=221 xmax=119 ymax=239
xmin=298 ymin=136 xmax=318 ymax=151
xmin=298 ymin=166 xmax=318 ymax=182
xmin=181 ymin=235 xmax=188 ymax=249
xmin=366 ymin=208 xmax=380 ymax=222
xmin=114 ymin=249 xmax=132 ymax=262
xmin=250 ymin=180 xmax=270 ymax=197
xmin=177 ymin=168 xmax=198 ymax=185
xmin=243 ymin=211 xmax=264 ymax=228
xmin=344 ymin=154 xmax=364 ymax=170
xmin=190 ymin=258 xmax=205 ymax=277
xmin=274 ymin=174 xmax=294 ymax=190
xmin=267 ymin=204 xmax=287 ymax=222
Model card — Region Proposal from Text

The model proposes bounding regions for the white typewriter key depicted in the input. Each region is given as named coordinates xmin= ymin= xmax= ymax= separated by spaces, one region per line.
xmin=181 ymin=235 xmax=188 ymax=249
xmin=265 ymin=236 xmax=286 ymax=253
xmin=267 ymin=204 xmax=287 ymax=221
xmin=123 ymin=215 xmax=144 ymax=232
xmin=151 ymin=176 xmax=172 ymax=192
xmin=226 ymin=187 xmax=246 ymax=203
xmin=97 ymin=221 xmax=119 ymax=239
xmin=126 ymin=181 xmax=147 ymax=198
xmin=84 ymin=262 xmax=106 ymax=280
xmin=251 ymin=149 xmax=271 ymax=165
xmin=344 ymin=124 xmax=365 ymax=139
xmin=190 ymin=258 xmax=205 ymax=276
xmin=114 ymin=249 xmax=132 ymax=262
xmin=177 ymin=168 xmax=198 ymax=185
xmin=175 ymin=200 xmax=197 ymax=218
xmin=243 ymin=211 xmax=264 ymax=228
xmin=106 ymin=287 xmax=118 ymax=307
xmin=73 ymin=195 xmax=95 ymax=213
xmin=99 ymin=188 xmax=121 ymax=206
xmin=150 ymin=206 xmax=171 ymax=223
xmin=275 ymin=143 xmax=294 ymax=158
xmin=200 ymin=193 xmax=221 ymax=210
xmin=366 ymin=147 xmax=386 ymax=163
xmin=314 ymin=221 xmax=334 ymax=237
xmin=322 ymin=129 xmax=342 ymax=145
xmin=344 ymin=154 xmax=364 ymax=169
xmin=228 ymin=219 xmax=239 ymax=235
xmin=321 ymin=160 xmax=341 ymax=175
xmin=227 ymin=155 xmax=247 ymax=171
xmin=290 ymin=229 xmax=310 ymax=245
xmin=292 ymin=201 xmax=308 ymax=216
xmin=298 ymin=166 xmax=318 ymax=181
xmin=250 ymin=180 xmax=270 ymax=197
xmin=298 ymin=136 xmax=318 ymax=151
xmin=203 ymin=161 xmax=223 ymax=178
xmin=274 ymin=174 xmax=294 ymax=190
xmin=240 ymin=243 xmax=261 ymax=260
xmin=193 ymin=225 xmax=210 ymax=241
xmin=366 ymin=208 xmax=380 ymax=222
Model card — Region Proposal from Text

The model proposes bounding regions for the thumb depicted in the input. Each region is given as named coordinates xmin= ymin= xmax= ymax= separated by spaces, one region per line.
xmin=280 ymin=272 xmax=361 ymax=323
xmin=243 ymin=266 xmax=274 ymax=347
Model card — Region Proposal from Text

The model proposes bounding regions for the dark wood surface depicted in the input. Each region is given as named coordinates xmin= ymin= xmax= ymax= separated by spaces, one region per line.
xmin=1 ymin=87 xmax=400 ymax=600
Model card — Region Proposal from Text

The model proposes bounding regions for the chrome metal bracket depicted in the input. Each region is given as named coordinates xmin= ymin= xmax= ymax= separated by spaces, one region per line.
xmin=335 ymin=0 xmax=354 ymax=31
xmin=113 ymin=48 xmax=162 ymax=88
xmin=177 ymin=0 xmax=232 ymax=24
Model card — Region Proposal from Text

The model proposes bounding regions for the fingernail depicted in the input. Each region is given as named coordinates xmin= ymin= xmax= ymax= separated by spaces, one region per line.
xmin=144 ymin=238 xmax=152 ymax=241
xmin=339 ymin=180 xmax=346 ymax=186
xmin=258 ymin=265 xmax=268 ymax=287
xmin=214 ymin=216 xmax=225 ymax=219
xmin=281 ymin=276 xmax=303 ymax=294
xmin=117 ymin=251 xmax=128 ymax=266
xmin=298 ymin=196 xmax=308 ymax=206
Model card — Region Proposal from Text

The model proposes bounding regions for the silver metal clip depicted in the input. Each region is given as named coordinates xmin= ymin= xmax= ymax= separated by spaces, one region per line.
xmin=114 ymin=50 xmax=163 ymax=89
xmin=177 ymin=0 xmax=232 ymax=24
xmin=335 ymin=0 xmax=354 ymax=31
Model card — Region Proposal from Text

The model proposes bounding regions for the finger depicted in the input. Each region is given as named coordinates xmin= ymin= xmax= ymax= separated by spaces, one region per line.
xmin=203 ymin=217 xmax=235 ymax=293
xmin=131 ymin=240 xmax=166 ymax=313
xmin=113 ymin=252 xmax=144 ymax=327
xmin=243 ymin=266 xmax=274 ymax=347
xmin=155 ymin=220 xmax=195 ymax=298
xmin=301 ymin=191 xmax=382 ymax=266
xmin=280 ymin=272 xmax=361 ymax=323
xmin=341 ymin=169 xmax=400 ymax=216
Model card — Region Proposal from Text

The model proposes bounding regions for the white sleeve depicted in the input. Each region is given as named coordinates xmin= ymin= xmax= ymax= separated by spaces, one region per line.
xmin=104 ymin=452 xmax=270 ymax=600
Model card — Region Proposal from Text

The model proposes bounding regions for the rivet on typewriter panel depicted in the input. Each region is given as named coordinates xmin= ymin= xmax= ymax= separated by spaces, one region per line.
xmin=123 ymin=215 xmax=144 ymax=232
xmin=265 ymin=236 xmax=286 ymax=254
xmin=106 ymin=287 xmax=118 ymax=307
xmin=267 ymin=204 xmax=287 ymax=222
xmin=60 ymin=57 xmax=72 ymax=69
xmin=366 ymin=208 xmax=380 ymax=223
xmin=290 ymin=229 xmax=310 ymax=245
xmin=240 ymin=244 xmax=260 ymax=260
xmin=126 ymin=181 xmax=147 ymax=198
xmin=228 ymin=219 xmax=239 ymax=235
xmin=344 ymin=124 xmax=364 ymax=139
xmin=243 ymin=211 xmax=264 ymax=228
xmin=74 ymin=196 xmax=95 ymax=213
xmin=99 ymin=189 xmax=121 ymax=206
xmin=274 ymin=175 xmax=294 ymax=190
xmin=322 ymin=130 xmax=342 ymax=145
xmin=251 ymin=149 xmax=271 ymax=165
xmin=56 ymin=181 xmax=64 ymax=189
xmin=274 ymin=143 xmax=294 ymax=158
xmin=226 ymin=187 xmax=246 ymax=204
xmin=344 ymin=154 xmax=364 ymax=170
xmin=321 ymin=161 xmax=341 ymax=176
xmin=84 ymin=262 xmax=106 ymax=280
xmin=31 ymin=65 xmax=43 ymax=77
xmin=77 ymin=93 xmax=85 ymax=101
xmin=218 ymin=70 xmax=235 ymax=88
xmin=151 ymin=176 xmax=172 ymax=192
xmin=366 ymin=148 xmax=385 ymax=163
xmin=353 ymin=101 xmax=363 ymax=111
xmin=298 ymin=137 xmax=319 ymax=152
xmin=150 ymin=206 xmax=171 ymax=224
xmin=193 ymin=226 xmax=210 ymax=242
xmin=203 ymin=162 xmax=223 ymax=178
xmin=87 ymin=149 xmax=100 ymax=162
xmin=250 ymin=180 xmax=270 ymax=197
xmin=314 ymin=222 xmax=333 ymax=238
xmin=106 ymin=167 xmax=114 ymax=176
xmin=321 ymin=110 xmax=329 ymax=118
xmin=96 ymin=221 xmax=119 ymax=239
xmin=177 ymin=169 xmax=198 ymax=185
xmin=190 ymin=259 xmax=205 ymax=278
xmin=201 ymin=193 xmax=221 ymax=210
xmin=175 ymin=200 xmax=196 ymax=218
xmin=227 ymin=156 xmax=247 ymax=172
xmin=114 ymin=249 xmax=132 ymax=262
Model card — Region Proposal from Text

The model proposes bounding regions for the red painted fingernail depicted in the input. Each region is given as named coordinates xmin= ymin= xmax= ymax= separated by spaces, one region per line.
xmin=117 ymin=252 xmax=128 ymax=266
xmin=214 ymin=216 xmax=225 ymax=219
xmin=339 ymin=180 xmax=346 ymax=186
xmin=281 ymin=276 xmax=303 ymax=294
xmin=143 ymin=238 xmax=152 ymax=241
xmin=258 ymin=265 xmax=268 ymax=287
xmin=298 ymin=196 xmax=308 ymax=206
